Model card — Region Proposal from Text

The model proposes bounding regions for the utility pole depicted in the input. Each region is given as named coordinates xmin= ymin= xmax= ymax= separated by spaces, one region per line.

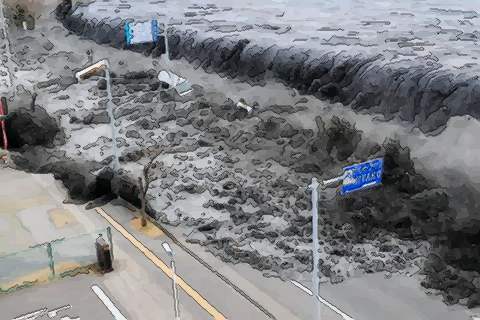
xmin=75 ymin=59 xmax=120 ymax=171
xmin=103 ymin=60 xmax=120 ymax=171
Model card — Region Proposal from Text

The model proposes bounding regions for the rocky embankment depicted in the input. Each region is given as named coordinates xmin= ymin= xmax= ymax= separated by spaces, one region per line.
xmin=2 ymin=0 xmax=480 ymax=309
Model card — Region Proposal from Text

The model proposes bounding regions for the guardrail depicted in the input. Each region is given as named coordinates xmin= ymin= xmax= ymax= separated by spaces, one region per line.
xmin=0 ymin=227 xmax=113 ymax=294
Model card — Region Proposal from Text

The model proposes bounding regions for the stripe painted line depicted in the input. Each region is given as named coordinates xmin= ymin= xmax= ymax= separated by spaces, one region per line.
xmin=92 ymin=285 xmax=128 ymax=320
xmin=95 ymin=208 xmax=227 ymax=320
xmin=290 ymin=280 xmax=355 ymax=320
xmin=150 ymin=216 xmax=277 ymax=319
xmin=12 ymin=308 xmax=47 ymax=320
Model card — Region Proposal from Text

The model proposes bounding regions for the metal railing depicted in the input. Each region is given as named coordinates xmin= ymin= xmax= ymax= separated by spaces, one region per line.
xmin=0 ymin=227 xmax=113 ymax=293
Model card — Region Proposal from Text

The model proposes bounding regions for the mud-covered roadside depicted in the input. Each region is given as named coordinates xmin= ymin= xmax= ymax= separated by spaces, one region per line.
xmin=2 ymin=0 xmax=480 ymax=310
xmin=7 ymin=70 xmax=480 ymax=307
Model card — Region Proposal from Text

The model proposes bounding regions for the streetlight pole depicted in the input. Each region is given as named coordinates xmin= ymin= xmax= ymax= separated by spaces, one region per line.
xmin=75 ymin=59 xmax=120 ymax=172
xmin=171 ymin=257 xmax=180 ymax=320
xmin=162 ymin=242 xmax=180 ymax=320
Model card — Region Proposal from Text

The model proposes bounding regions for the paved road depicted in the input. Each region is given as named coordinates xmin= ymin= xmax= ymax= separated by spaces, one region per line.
xmin=101 ymin=202 xmax=480 ymax=320
xmin=0 ymin=275 xmax=115 ymax=320
xmin=99 ymin=202 xmax=343 ymax=320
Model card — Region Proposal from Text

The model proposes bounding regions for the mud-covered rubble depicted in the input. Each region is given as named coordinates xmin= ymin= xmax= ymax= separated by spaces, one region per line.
xmin=3 ymin=1 xmax=480 ymax=309
xmin=6 ymin=50 xmax=480 ymax=305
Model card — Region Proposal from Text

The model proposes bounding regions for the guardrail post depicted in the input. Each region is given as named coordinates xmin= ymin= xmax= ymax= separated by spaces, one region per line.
xmin=46 ymin=242 xmax=55 ymax=279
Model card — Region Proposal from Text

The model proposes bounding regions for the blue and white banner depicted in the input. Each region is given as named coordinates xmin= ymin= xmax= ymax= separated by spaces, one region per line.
xmin=125 ymin=20 xmax=160 ymax=45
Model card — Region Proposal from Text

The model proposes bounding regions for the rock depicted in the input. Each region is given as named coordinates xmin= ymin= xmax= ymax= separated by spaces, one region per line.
xmin=330 ymin=274 xmax=345 ymax=284
xmin=83 ymin=111 xmax=110 ymax=125
xmin=97 ymin=79 xmax=107 ymax=90
xmin=135 ymin=92 xmax=156 ymax=103
xmin=7 ymin=106 xmax=62 ymax=148
xmin=125 ymin=130 xmax=141 ymax=139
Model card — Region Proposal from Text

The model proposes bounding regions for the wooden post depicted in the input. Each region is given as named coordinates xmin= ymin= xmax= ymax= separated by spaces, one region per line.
xmin=138 ymin=177 xmax=147 ymax=227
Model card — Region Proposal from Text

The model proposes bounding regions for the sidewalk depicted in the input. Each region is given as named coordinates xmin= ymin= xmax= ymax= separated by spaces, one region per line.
xmin=0 ymin=167 xmax=209 ymax=320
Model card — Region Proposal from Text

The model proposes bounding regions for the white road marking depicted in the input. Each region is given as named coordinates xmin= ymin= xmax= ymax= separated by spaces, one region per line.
xmin=47 ymin=305 xmax=71 ymax=318
xmin=290 ymin=280 xmax=356 ymax=320
xmin=12 ymin=308 xmax=47 ymax=320
xmin=91 ymin=285 xmax=128 ymax=320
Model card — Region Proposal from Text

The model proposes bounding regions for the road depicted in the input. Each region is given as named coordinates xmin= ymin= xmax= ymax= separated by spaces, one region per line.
xmin=1 ymin=275 xmax=116 ymax=320
xmin=106 ymin=199 xmax=479 ymax=320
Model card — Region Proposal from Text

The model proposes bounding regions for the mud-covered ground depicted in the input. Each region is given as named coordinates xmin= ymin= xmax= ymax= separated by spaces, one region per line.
xmin=62 ymin=0 xmax=480 ymax=134
xmin=2 ymin=0 xmax=480 ymax=311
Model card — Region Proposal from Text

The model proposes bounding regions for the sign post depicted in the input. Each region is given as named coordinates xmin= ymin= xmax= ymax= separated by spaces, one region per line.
xmin=308 ymin=158 xmax=383 ymax=320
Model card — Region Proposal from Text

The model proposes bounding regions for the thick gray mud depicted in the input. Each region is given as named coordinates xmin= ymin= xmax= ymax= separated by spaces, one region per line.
xmin=3 ymin=0 xmax=480 ymax=309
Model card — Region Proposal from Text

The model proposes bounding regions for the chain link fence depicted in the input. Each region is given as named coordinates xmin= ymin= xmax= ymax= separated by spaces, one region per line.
xmin=0 ymin=227 xmax=113 ymax=293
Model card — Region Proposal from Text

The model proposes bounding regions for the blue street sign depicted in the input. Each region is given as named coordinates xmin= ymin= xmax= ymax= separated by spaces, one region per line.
xmin=125 ymin=20 xmax=160 ymax=46
xmin=340 ymin=158 xmax=383 ymax=195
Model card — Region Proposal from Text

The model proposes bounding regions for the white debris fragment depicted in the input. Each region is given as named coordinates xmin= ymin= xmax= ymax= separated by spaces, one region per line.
xmin=75 ymin=59 xmax=108 ymax=81
xmin=157 ymin=70 xmax=193 ymax=96
xmin=236 ymin=99 xmax=253 ymax=113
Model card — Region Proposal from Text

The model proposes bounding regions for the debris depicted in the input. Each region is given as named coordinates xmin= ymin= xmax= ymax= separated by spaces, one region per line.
xmin=236 ymin=98 xmax=253 ymax=113
xmin=157 ymin=70 xmax=193 ymax=96
xmin=75 ymin=59 xmax=108 ymax=81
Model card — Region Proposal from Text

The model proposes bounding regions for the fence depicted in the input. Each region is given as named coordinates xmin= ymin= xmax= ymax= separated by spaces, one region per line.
xmin=0 ymin=227 xmax=113 ymax=293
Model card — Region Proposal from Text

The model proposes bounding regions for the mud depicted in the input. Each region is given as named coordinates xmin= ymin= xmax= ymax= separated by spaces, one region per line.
xmin=2 ymin=0 xmax=480 ymax=309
